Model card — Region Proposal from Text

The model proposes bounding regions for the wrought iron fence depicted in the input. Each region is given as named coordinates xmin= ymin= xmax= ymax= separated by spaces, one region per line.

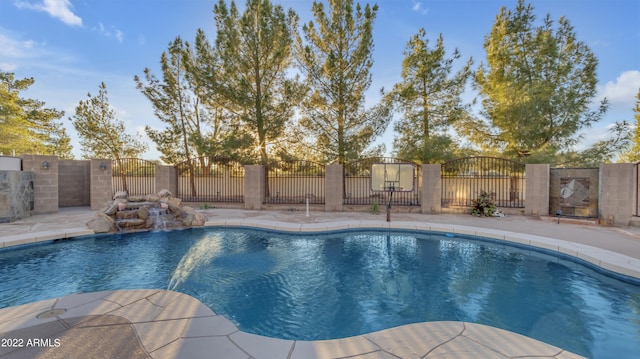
xmin=175 ymin=156 xmax=245 ymax=203
xmin=343 ymin=157 xmax=421 ymax=206
xmin=112 ymin=158 xmax=156 ymax=196
xmin=441 ymin=156 xmax=525 ymax=208
xmin=265 ymin=160 xmax=325 ymax=204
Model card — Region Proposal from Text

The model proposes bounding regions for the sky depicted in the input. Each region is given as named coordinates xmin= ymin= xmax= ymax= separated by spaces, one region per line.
xmin=1 ymin=0 xmax=639 ymax=161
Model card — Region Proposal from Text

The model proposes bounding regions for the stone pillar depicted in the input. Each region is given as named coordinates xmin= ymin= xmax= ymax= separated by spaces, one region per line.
xmin=421 ymin=164 xmax=441 ymax=214
xmin=21 ymin=154 xmax=59 ymax=214
xmin=156 ymin=165 xmax=177 ymax=196
xmin=599 ymin=163 xmax=634 ymax=226
xmin=525 ymin=164 xmax=549 ymax=217
xmin=325 ymin=164 xmax=344 ymax=212
xmin=90 ymin=159 xmax=112 ymax=210
xmin=244 ymin=165 xmax=264 ymax=210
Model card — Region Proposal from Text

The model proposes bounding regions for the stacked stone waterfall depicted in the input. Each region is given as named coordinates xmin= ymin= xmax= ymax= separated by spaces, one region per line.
xmin=86 ymin=189 xmax=206 ymax=233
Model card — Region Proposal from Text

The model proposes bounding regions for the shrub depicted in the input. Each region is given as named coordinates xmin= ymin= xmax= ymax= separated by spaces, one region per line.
xmin=470 ymin=190 xmax=497 ymax=217
xmin=370 ymin=200 xmax=380 ymax=214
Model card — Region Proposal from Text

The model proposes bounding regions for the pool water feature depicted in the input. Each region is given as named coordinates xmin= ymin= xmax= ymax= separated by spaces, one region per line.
xmin=0 ymin=228 xmax=638 ymax=358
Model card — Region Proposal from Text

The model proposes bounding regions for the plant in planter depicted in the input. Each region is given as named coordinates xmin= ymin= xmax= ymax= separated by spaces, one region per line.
xmin=470 ymin=190 xmax=497 ymax=217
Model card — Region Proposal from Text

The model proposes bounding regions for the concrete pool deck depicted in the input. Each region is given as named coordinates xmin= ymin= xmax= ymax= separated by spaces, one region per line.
xmin=1 ymin=207 xmax=640 ymax=358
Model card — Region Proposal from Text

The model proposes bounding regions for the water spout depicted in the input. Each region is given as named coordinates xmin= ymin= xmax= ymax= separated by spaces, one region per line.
xmin=167 ymin=235 xmax=221 ymax=291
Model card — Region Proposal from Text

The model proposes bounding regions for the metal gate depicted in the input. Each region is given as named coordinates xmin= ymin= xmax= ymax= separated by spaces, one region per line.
xmin=176 ymin=156 xmax=244 ymax=203
xmin=343 ymin=157 xmax=421 ymax=206
xmin=112 ymin=158 xmax=156 ymax=196
xmin=265 ymin=160 xmax=325 ymax=204
xmin=441 ymin=157 xmax=525 ymax=208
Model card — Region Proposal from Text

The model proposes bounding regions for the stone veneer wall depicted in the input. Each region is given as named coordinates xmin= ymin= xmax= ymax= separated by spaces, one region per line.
xmin=0 ymin=170 xmax=33 ymax=223
xmin=549 ymin=168 xmax=599 ymax=218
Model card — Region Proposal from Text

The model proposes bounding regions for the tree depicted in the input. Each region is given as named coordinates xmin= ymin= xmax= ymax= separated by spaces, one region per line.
xmin=135 ymin=37 xmax=207 ymax=166
xmin=70 ymin=82 xmax=147 ymax=192
xmin=186 ymin=29 xmax=254 ymax=162
xmin=556 ymin=120 xmax=633 ymax=167
xmin=620 ymin=89 xmax=640 ymax=162
xmin=294 ymin=0 xmax=391 ymax=163
xmin=464 ymin=0 xmax=607 ymax=160
xmin=388 ymin=28 xmax=472 ymax=163
xmin=0 ymin=71 xmax=72 ymax=157
xmin=212 ymin=0 xmax=304 ymax=167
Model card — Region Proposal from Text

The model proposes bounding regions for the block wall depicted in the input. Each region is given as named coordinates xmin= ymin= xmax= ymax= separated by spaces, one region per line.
xmin=90 ymin=159 xmax=112 ymax=210
xmin=525 ymin=164 xmax=550 ymax=216
xmin=244 ymin=165 xmax=264 ymax=210
xmin=325 ymin=164 xmax=344 ymax=212
xmin=421 ymin=164 xmax=441 ymax=214
xmin=599 ymin=163 xmax=634 ymax=226
xmin=156 ymin=165 xmax=177 ymax=196
xmin=21 ymin=154 xmax=58 ymax=214
xmin=58 ymin=159 xmax=90 ymax=207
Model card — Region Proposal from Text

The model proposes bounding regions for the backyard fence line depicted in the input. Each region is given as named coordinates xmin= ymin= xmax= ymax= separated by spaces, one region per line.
xmin=441 ymin=156 xmax=526 ymax=209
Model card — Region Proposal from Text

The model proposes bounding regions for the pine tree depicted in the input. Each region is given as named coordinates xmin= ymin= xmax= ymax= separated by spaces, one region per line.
xmin=185 ymin=29 xmax=253 ymax=163
xmin=389 ymin=28 xmax=472 ymax=163
xmin=293 ymin=0 xmax=391 ymax=163
xmin=70 ymin=82 xmax=147 ymax=192
xmin=213 ymin=0 xmax=304 ymax=167
xmin=0 ymin=71 xmax=71 ymax=157
xmin=466 ymin=0 xmax=607 ymax=160
xmin=135 ymin=37 xmax=206 ymax=166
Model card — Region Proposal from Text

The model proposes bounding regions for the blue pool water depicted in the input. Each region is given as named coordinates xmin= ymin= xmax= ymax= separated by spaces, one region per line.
xmin=0 ymin=228 xmax=639 ymax=358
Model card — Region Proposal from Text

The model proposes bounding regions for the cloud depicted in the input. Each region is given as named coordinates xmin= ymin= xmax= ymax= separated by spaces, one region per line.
xmin=0 ymin=32 xmax=34 ymax=58
xmin=0 ymin=63 xmax=18 ymax=71
xmin=0 ymin=30 xmax=47 ymax=70
xmin=14 ymin=0 xmax=82 ymax=27
xmin=599 ymin=70 xmax=640 ymax=106
xmin=93 ymin=22 xmax=124 ymax=43
xmin=411 ymin=1 xmax=428 ymax=15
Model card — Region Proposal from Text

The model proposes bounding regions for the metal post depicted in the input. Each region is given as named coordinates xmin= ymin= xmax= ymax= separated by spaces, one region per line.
xmin=386 ymin=189 xmax=394 ymax=222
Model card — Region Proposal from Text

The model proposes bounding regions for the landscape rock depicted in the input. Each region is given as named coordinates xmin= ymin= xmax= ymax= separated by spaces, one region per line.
xmin=87 ymin=189 xmax=207 ymax=233
xmin=137 ymin=207 xmax=149 ymax=219
xmin=86 ymin=213 xmax=116 ymax=233
xmin=192 ymin=213 xmax=206 ymax=226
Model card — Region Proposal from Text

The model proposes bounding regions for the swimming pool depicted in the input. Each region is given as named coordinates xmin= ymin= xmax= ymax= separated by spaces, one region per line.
xmin=0 ymin=227 xmax=638 ymax=358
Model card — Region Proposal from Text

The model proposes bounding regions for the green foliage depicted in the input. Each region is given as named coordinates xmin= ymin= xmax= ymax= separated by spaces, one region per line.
xmin=136 ymin=38 xmax=204 ymax=165
xmin=200 ymin=203 xmax=215 ymax=209
xmin=463 ymin=0 xmax=606 ymax=159
xmin=620 ymin=89 xmax=640 ymax=163
xmin=470 ymin=190 xmax=497 ymax=217
xmin=70 ymin=82 xmax=147 ymax=160
xmin=212 ymin=0 xmax=305 ymax=166
xmin=563 ymin=121 xmax=633 ymax=167
xmin=388 ymin=29 xmax=473 ymax=164
xmin=293 ymin=0 xmax=392 ymax=163
xmin=369 ymin=200 xmax=380 ymax=214
xmin=0 ymin=71 xmax=72 ymax=157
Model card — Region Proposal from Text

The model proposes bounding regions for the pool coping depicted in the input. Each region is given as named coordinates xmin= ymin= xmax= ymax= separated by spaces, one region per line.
xmin=0 ymin=290 xmax=584 ymax=359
